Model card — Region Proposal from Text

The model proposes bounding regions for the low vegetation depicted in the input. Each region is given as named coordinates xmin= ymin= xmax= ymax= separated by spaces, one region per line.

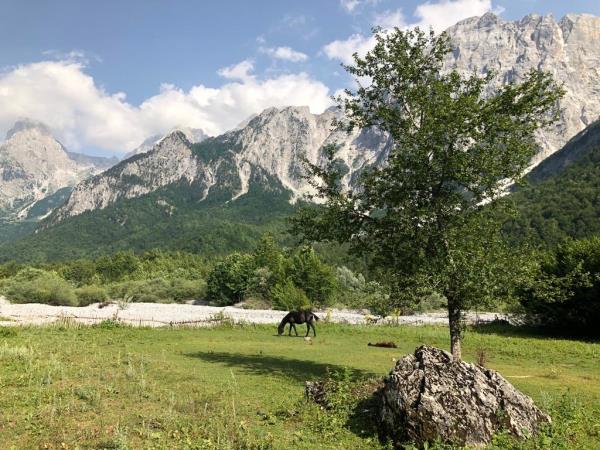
xmin=0 ymin=323 xmax=598 ymax=449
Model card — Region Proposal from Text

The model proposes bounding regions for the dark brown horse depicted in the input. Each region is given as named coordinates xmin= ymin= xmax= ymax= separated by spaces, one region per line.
xmin=277 ymin=311 xmax=320 ymax=337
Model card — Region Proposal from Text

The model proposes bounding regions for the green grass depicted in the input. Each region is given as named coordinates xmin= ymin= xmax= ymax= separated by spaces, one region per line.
xmin=0 ymin=323 xmax=598 ymax=449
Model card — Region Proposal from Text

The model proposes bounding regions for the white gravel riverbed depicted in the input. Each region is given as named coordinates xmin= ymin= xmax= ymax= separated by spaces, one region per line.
xmin=0 ymin=296 xmax=508 ymax=327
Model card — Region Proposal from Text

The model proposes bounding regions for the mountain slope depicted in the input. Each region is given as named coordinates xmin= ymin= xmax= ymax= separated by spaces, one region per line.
xmin=504 ymin=120 xmax=600 ymax=246
xmin=124 ymin=126 xmax=208 ymax=159
xmin=0 ymin=174 xmax=295 ymax=262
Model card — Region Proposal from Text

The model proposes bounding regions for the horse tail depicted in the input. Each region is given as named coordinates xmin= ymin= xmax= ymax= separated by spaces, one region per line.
xmin=312 ymin=313 xmax=320 ymax=321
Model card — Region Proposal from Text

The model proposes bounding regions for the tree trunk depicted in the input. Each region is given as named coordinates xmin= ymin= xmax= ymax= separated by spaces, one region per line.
xmin=448 ymin=301 xmax=462 ymax=360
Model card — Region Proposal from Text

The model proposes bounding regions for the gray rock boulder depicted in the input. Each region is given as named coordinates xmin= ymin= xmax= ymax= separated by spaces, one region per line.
xmin=379 ymin=346 xmax=550 ymax=448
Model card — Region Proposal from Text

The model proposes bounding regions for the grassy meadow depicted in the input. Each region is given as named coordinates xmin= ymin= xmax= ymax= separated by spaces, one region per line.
xmin=0 ymin=322 xmax=599 ymax=449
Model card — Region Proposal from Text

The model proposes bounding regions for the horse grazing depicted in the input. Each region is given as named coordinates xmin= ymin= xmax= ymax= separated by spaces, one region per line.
xmin=278 ymin=311 xmax=320 ymax=337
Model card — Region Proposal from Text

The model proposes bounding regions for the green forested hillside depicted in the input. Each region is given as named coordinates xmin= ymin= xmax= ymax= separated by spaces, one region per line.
xmin=0 ymin=179 xmax=294 ymax=263
xmin=504 ymin=121 xmax=600 ymax=247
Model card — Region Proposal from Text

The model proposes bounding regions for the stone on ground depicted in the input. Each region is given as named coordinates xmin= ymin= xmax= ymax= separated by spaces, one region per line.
xmin=379 ymin=345 xmax=550 ymax=448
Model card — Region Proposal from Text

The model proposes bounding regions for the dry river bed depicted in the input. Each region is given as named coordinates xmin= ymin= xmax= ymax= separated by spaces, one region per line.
xmin=0 ymin=296 xmax=508 ymax=327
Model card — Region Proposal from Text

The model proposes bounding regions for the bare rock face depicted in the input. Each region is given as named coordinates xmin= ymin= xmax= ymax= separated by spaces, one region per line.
xmin=379 ymin=346 xmax=550 ymax=448
xmin=445 ymin=13 xmax=600 ymax=166
xmin=0 ymin=119 xmax=115 ymax=219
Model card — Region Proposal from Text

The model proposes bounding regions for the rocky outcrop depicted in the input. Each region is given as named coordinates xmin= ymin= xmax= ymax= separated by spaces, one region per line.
xmin=445 ymin=12 xmax=600 ymax=165
xmin=379 ymin=346 xmax=550 ymax=448
xmin=124 ymin=126 xmax=208 ymax=159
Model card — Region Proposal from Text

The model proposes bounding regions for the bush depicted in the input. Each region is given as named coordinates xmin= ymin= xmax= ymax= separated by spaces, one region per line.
xmin=107 ymin=277 xmax=205 ymax=303
xmin=519 ymin=236 xmax=600 ymax=335
xmin=1 ymin=268 xmax=77 ymax=306
xmin=333 ymin=266 xmax=390 ymax=314
xmin=271 ymin=280 xmax=311 ymax=311
xmin=288 ymin=246 xmax=337 ymax=307
xmin=75 ymin=285 xmax=108 ymax=306
xmin=206 ymin=253 xmax=254 ymax=306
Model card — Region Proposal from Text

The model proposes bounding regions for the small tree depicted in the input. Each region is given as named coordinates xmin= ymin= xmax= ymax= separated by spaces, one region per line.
xmin=292 ymin=28 xmax=563 ymax=359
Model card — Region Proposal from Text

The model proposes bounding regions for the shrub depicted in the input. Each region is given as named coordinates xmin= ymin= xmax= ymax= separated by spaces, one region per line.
xmin=59 ymin=259 xmax=98 ymax=287
xmin=107 ymin=277 xmax=205 ymax=303
xmin=75 ymin=285 xmax=108 ymax=306
xmin=2 ymin=268 xmax=77 ymax=306
xmin=206 ymin=253 xmax=254 ymax=306
xmin=271 ymin=280 xmax=311 ymax=311
xmin=288 ymin=246 xmax=337 ymax=307
xmin=333 ymin=266 xmax=390 ymax=314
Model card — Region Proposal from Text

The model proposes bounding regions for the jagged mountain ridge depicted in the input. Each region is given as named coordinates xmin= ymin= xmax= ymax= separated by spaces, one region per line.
xmin=0 ymin=119 xmax=117 ymax=219
xmin=49 ymin=106 xmax=392 ymax=223
xmin=124 ymin=126 xmax=209 ymax=159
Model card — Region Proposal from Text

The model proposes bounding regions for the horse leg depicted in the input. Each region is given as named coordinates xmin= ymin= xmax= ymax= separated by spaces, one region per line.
xmin=288 ymin=322 xmax=292 ymax=336
xmin=305 ymin=322 xmax=310 ymax=337
xmin=312 ymin=321 xmax=317 ymax=337
xmin=293 ymin=323 xmax=298 ymax=336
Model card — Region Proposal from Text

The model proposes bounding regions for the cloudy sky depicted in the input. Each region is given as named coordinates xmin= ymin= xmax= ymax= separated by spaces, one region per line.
xmin=1 ymin=0 xmax=598 ymax=156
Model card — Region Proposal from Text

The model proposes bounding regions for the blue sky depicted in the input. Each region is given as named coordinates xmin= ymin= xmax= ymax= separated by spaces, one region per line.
xmin=1 ymin=0 xmax=599 ymax=155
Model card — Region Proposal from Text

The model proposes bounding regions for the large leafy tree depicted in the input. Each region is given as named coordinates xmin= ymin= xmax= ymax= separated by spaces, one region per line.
xmin=292 ymin=28 xmax=563 ymax=359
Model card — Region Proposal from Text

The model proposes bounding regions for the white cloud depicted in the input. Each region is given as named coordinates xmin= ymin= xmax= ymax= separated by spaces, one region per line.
xmin=412 ymin=0 xmax=496 ymax=33
xmin=340 ymin=0 xmax=381 ymax=13
xmin=340 ymin=0 xmax=361 ymax=12
xmin=323 ymin=34 xmax=377 ymax=65
xmin=0 ymin=59 xmax=333 ymax=153
xmin=373 ymin=9 xmax=407 ymax=29
xmin=217 ymin=59 xmax=255 ymax=82
xmin=325 ymin=0 xmax=497 ymax=64
xmin=260 ymin=46 xmax=308 ymax=62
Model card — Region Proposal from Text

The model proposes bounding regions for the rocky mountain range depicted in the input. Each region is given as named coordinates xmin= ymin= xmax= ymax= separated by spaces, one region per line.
xmin=0 ymin=119 xmax=117 ymax=220
xmin=49 ymin=106 xmax=391 ymax=223
xmin=2 ymin=11 xmax=600 ymax=244
xmin=46 ymin=12 xmax=600 ymax=224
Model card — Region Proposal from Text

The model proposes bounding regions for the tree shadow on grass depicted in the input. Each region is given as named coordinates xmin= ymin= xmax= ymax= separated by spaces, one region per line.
xmin=184 ymin=351 xmax=376 ymax=383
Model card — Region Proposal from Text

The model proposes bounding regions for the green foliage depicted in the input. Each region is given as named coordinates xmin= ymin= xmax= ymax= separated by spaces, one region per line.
xmin=205 ymin=237 xmax=338 ymax=309
xmin=270 ymin=279 xmax=311 ymax=311
xmin=96 ymin=251 xmax=140 ymax=283
xmin=288 ymin=246 xmax=337 ymax=307
xmin=75 ymin=285 xmax=108 ymax=306
xmin=334 ymin=266 xmax=390 ymax=314
xmin=0 ymin=250 xmax=209 ymax=306
xmin=0 ymin=177 xmax=294 ymax=263
xmin=1 ymin=267 xmax=77 ymax=306
xmin=108 ymin=278 xmax=206 ymax=304
xmin=206 ymin=253 xmax=255 ymax=306
xmin=518 ymin=236 xmax=600 ymax=335
xmin=292 ymin=26 xmax=563 ymax=356
xmin=59 ymin=259 xmax=99 ymax=286
xmin=504 ymin=121 xmax=600 ymax=247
